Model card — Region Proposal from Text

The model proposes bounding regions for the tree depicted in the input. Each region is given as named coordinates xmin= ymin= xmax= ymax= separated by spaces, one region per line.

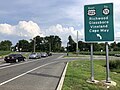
xmin=15 ymin=40 xmax=29 ymax=52
xmin=45 ymin=35 xmax=62 ymax=52
xmin=110 ymin=42 xmax=118 ymax=51
xmin=19 ymin=40 xmax=29 ymax=52
xmin=68 ymin=35 xmax=76 ymax=52
xmin=30 ymin=35 xmax=62 ymax=52
xmin=54 ymin=36 xmax=62 ymax=52
xmin=78 ymin=41 xmax=86 ymax=51
xmin=0 ymin=40 xmax=12 ymax=51
xmin=98 ymin=43 xmax=105 ymax=51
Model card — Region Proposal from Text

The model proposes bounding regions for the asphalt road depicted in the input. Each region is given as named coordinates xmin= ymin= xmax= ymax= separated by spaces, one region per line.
xmin=0 ymin=54 xmax=119 ymax=90
xmin=0 ymin=54 xmax=69 ymax=90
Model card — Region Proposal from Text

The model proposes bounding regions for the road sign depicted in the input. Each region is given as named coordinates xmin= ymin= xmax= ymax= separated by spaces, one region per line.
xmin=84 ymin=3 xmax=114 ymax=42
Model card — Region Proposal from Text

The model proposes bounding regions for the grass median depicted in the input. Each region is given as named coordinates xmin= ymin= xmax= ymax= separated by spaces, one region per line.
xmin=0 ymin=51 xmax=12 ymax=58
xmin=62 ymin=60 xmax=120 ymax=90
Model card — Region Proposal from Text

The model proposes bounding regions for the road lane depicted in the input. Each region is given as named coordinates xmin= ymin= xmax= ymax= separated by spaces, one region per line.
xmin=0 ymin=62 xmax=66 ymax=90
xmin=0 ymin=54 xmax=62 ymax=84
xmin=0 ymin=54 xmax=69 ymax=90
xmin=0 ymin=54 xmax=119 ymax=90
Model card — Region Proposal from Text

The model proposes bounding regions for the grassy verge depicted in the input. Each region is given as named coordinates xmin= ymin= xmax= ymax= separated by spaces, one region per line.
xmin=62 ymin=60 xmax=120 ymax=90
xmin=0 ymin=51 xmax=12 ymax=57
xmin=71 ymin=51 xmax=120 ymax=56
xmin=22 ymin=52 xmax=31 ymax=58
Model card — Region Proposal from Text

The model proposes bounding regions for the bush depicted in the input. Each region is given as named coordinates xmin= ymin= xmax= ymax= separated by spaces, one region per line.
xmin=109 ymin=60 xmax=120 ymax=73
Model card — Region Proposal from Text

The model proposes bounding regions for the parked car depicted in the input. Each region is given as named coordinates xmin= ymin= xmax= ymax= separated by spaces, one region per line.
xmin=46 ymin=51 xmax=52 ymax=56
xmin=29 ymin=53 xmax=41 ymax=59
xmin=41 ymin=52 xmax=48 ymax=57
xmin=114 ymin=54 xmax=120 ymax=57
xmin=4 ymin=54 xmax=25 ymax=63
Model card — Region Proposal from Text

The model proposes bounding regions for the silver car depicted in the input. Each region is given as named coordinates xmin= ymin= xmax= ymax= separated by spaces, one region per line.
xmin=29 ymin=53 xmax=41 ymax=59
xmin=41 ymin=52 xmax=48 ymax=57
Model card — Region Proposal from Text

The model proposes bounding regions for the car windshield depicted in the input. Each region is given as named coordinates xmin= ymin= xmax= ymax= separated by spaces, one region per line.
xmin=30 ymin=53 xmax=37 ymax=55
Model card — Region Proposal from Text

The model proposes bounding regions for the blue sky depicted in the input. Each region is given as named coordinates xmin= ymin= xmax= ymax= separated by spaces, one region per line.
xmin=0 ymin=0 xmax=120 ymax=46
xmin=0 ymin=0 xmax=80 ymax=27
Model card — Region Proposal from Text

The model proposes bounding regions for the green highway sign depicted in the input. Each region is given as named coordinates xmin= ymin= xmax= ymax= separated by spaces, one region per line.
xmin=84 ymin=3 xmax=114 ymax=42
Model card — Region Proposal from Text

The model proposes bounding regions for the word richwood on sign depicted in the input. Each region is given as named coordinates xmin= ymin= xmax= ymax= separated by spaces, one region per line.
xmin=84 ymin=3 xmax=114 ymax=42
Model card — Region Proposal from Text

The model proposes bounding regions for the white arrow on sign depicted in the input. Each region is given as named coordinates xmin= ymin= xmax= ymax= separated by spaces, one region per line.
xmin=97 ymin=34 xmax=102 ymax=40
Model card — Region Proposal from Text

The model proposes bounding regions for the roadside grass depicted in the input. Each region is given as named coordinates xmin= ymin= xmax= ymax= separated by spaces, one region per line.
xmin=0 ymin=51 xmax=12 ymax=57
xmin=70 ymin=51 xmax=120 ymax=56
xmin=62 ymin=60 xmax=120 ymax=90
xmin=22 ymin=52 xmax=31 ymax=58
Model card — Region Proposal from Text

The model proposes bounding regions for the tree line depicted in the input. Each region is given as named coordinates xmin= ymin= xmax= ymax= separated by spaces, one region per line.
xmin=0 ymin=35 xmax=64 ymax=52
xmin=0 ymin=35 xmax=120 ymax=52
xmin=67 ymin=35 xmax=120 ymax=52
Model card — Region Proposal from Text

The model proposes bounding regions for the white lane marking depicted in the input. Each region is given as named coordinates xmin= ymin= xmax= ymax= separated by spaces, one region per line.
xmin=0 ymin=63 xmax=11 ymax=67
xmin=0 ymin=60 xmax=59 ymax=86
xmin=56 ymin=55 xmax=64 ymax=59
xmin=57 ymin=62 xmax=68 ymax=90
xmin=0 ymin=57 xmax=50 ymax=70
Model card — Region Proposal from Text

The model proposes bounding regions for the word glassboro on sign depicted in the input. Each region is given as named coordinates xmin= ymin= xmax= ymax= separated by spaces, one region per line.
xmin=84 ymin=3 xmax=114 ymax=42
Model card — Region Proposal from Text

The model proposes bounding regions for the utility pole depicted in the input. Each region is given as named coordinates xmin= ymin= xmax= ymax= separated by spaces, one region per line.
xmin=49 ymin=42 xmax=51 ymax=52
xmin=76 ymin=31 xmax=79 ymax=56
xmin=33 ymin=38 xmax=36 ymax=53
xmin=67 ymin=42 xmax=69 ymax=56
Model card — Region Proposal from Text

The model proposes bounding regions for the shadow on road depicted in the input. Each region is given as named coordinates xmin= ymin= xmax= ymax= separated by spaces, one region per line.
xmin=28 ymin=72 xmax=60 ymax=79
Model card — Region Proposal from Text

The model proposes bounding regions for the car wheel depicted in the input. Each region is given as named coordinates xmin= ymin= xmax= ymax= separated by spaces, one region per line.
xmin=23 ymin=59 xmax=25 ymax=61
xmin=6 ymin=61 xmax=9 ymax=63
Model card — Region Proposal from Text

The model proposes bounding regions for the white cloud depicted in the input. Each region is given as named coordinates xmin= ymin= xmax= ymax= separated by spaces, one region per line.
xmin=45 ymin=24 xmax=83 ymax=46
xmin=0 ymin=24 xmax=13 ymax=35
xmin=0 ymin=21 xmax=84 ymax=46
xmin=0 ymin=21 xmax=43 ymax=43
xmin=15 ymin=21 xmax=43 ymax=38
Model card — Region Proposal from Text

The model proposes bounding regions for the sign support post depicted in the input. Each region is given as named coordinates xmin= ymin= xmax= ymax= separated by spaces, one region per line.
xmin=90 ymin=43 xmax=94 ymax=82
xmin=105 ymin=42 xmax=111 ymax=83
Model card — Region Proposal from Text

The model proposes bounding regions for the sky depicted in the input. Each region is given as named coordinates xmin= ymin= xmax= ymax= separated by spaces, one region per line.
xmin=0 ymin=0 xmax=120 ymax=46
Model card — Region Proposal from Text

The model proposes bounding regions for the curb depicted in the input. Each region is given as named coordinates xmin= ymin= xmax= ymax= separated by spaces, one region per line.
xmin=56 ymin=62 xmax=68 ymax=90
